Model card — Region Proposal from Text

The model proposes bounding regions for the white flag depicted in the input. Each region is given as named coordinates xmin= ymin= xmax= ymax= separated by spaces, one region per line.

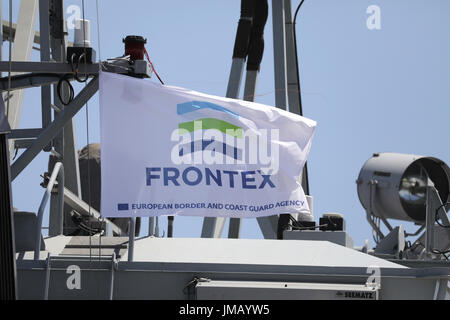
xmin=100 ymin=72 xmax=316 ymax=218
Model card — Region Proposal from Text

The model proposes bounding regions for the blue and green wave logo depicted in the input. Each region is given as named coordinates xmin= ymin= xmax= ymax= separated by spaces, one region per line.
xmin=176 ymin=101 xmax=243 ymax=160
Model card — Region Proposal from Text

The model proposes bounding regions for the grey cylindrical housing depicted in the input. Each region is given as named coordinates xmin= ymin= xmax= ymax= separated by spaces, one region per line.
xmin=357 ymin=153 xmax=450 ymax=223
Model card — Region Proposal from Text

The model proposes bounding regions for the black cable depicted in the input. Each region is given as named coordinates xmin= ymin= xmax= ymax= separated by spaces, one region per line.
xmin=70 ymin=212 xmax=101 ymax=236
xmin=288 ymin=223 xmax=327 ymax=231
xmin=293 ymin=0 xmax=306 ymax=115
xmin=293 ymin=0 xmax=310 ymax=195
xmin=56 ymin=74 xmax=75 ymax=106
xmin=325 ymin=215 xmax=338 ymax=228
xmin=287 ymin=215 xmax=325 ymax=230
xmin=74 ymin=53 xmax=89 ymax=83
xmin=411 ymin=241 xmax=449 ymax=260
xmin=57 ymin=53 xmax=91 ymax=105
xmin=431 ymin=249 xmax=450 ymax=261
xmin=435 ymin=202 xmax=450 ymax=228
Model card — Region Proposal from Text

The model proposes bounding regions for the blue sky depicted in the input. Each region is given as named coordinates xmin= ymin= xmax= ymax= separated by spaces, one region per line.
xmin=6 ymin=0 xmax=450 ymax=247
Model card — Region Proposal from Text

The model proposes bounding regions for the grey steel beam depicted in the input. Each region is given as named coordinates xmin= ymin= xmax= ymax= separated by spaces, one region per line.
xmin=243 ymin=70 xmax=258 ymax=101
xmin=201 ymin=58 xmax=246 ymax=238
xmin=48 ymin=3 xmax=83 ymax=235
xmin=2 ymin=19 xmax=73 ymax=47
xmin=48 ymin=0 xmax=66 ymax=235
xmin=14 ymin=139 xmax=35 ymax=149
xmin=148 ymin=217 xmax=154 ymax=236
xmin=225 ymin=58 xmax=245 ymax=98
xmin=10 ymin=76 xmax=99 ymax=180
xmin=256 ymin=215 xmax=278 ymax=239
xmin=227 ymin=218 xmax=242 ymax=239
xmin=8 ymin=128 xmax=42 ymax=139
xmin=61 ymin=117 xmax=82 ymax=195
xmin=155 ymin=217 xmax=160 ymax=237
xmin=43 ymin=253 xmax=51 ymax=300
xmin=228 ymin=70 xmax=260 ymax=239
xmin=128 ymin=218 xmax=136 ymax=262
xmin=2 ymin=20 xmax=41 ymax=46
xmin=284 ymin=0 xmax=309 ymax=194
xmin=6 ymin=0 xmax=39 ymax=157
xmin=425 ymin=183 xmax=449 ymax=258
xmin=0 ymin=61 xmax=100 ymax=74
xmin=63 ymin=187 xmax=122 ymax=235
xmin=248 ymin=0 xmax=291 ymax=240
xmin=284 ymin=0 xmax=300 ymax=115
xmin=272 ymin=0 xmax=288 ymax=111
xmin=35 ymin=161 xmax=64 ymax=260
xmin=0 ymin=73 xmax=64 ymax=91
xmin=201 ymin=217 xmax=226 ymax=238
xmin=39 ymin=0 xmax=52 ymax=151
xmin=109 ymin=253 xmax=116 ymax=300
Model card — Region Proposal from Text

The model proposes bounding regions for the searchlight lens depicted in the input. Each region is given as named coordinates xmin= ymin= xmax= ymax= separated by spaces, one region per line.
xmin=398 ymin=162 xmax=428 ymax=221
xmin=399 ymin=174 xmax=427 ymax=205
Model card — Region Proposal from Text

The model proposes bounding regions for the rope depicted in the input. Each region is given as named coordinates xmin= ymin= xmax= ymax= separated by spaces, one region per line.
xmin=95 ymin=0 xmax=102 ymax=62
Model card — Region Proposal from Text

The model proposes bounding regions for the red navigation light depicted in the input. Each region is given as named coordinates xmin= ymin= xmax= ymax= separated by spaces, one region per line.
xmin=123 ymin=35 xmax=147 ymax=61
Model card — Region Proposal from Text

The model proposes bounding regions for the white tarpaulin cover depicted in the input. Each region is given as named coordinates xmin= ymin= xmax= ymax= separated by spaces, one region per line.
xmin=100 ymin=72 xmax=316 ymax=218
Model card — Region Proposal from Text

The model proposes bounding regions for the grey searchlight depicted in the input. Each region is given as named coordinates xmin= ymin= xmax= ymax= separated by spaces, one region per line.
xmin=357 ymin=152 xmax=450 ymax=223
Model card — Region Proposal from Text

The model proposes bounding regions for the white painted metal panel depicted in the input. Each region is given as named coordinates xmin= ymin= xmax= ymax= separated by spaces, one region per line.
xmin=125 ymin=237 xmax=407 ymax=268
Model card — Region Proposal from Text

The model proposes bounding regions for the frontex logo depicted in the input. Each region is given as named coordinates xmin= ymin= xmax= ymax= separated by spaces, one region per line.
xmin=170 ymin=100 xmax=280 ymax=174
xmin=176 ymin=101 xmax=243 ymax=160
xmin=177 ymin=100 xmax=239 ymax=118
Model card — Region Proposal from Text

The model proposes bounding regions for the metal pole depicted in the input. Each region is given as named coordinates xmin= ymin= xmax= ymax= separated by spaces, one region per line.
xmin=6 ymin=0 xmax=39 ymax=157
xmin=425 ymin=185 xmax=434 ymax=258
xmin=201 ymin=217 xmax=225 ymax=238
xmin=128 ymin=217 xmax=136 ymax=262
xmin=273 ymin=0 xmax=302 ymax=239
xmin=251 ymin=0 xmax=291 ymax=240
xmin=148 ymin=217 xmax=154 ymax=236
xmin=284 ymin=0 xmax=300 ymax=115
xmin=201 ymin=59 xmax=245 ymax=238
xmin=226 ymin=58 xmax=246 ymax=98
xmin=228 ymin=70 xmax=259 ymax=239
xmin=39 ymin=0 xmax=52 ymax=151
xmin=155 ymin=216 xmax=160 ymax=237
xmin=49 ymin=0 xmax=82 ymax=236
xmin=425 ymin=180 xmax=444 ymax=258
xmin=272 ymin=0 xmax=288 ymax=111
xmin=109 ymin=252 xmax=116 ymax=300
xmin=168 ymin=216 xmax=174 ymax=237
xmin=34 ymin=161 xmax=63 ymax=260
xmin=43 ymin=252 xmax=51 ymax=299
